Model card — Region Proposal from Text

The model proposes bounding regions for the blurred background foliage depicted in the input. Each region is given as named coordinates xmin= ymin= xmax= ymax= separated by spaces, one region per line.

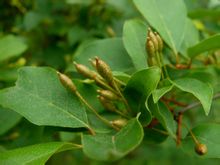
xmin=0 ymin=0 xmax=220 ymax=164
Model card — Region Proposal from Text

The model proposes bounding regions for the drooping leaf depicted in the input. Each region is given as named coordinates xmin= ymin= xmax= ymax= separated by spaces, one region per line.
xmin=133 ymin=0 xmax=187 ymax=54
xmin=182 ymin=123 xmax=220 ymax=159
xmin=123 ymin=18 xmax=148 ymax=70
xmin=0 ymin=142 xmax=80 ymax=165
xmin=147 ymin=97 xmax=176 ymax=138
xmin=0 ymin=35 xmax=27 ymax=62
xmin=74 ymin=38 xmax=133 ymax=72
xmin=0 ymin=67 xmax=91 ymax=129
xmin=188 ymin=34 xmax=220 ymax=58
xmin=0 ymin=107 xmax=21 ymax=135
xmin=82 ymin=116 xmax=144 ymax=161
xmin=124 ymin=67 xmax=161 ymax=125
xmin=171 ymin=78 xmax=213 ymax=115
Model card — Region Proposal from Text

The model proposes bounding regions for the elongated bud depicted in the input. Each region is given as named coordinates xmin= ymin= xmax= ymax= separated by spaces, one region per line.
xmin=73 ymin=62 xmax=97 ymax=79
xmin=155 ymin=32 xmax=163 ymax=52
xmin=57 ymin=72 xmax=77 ymax=93
xmin=195 ymin=143 xmax=208 ymax=155
xmin=148 ymin=28 xmax=159 ymax=51
xmin=95 ymin=57 xmax=114 ymax=84
xmin=110 ymin=119 xmax=127 ymax=128
xmin=89 ymin=58 xmax=96 ymax=68
xmin=98 ymin=96 xmax=117 ymax=111
xmin=97 ymin=89 xmax=120 ymax=100
xmin=146 ymin=38 xmax=156 ymax=57
xmin=147 ymin=57 xmax=157 ymax=66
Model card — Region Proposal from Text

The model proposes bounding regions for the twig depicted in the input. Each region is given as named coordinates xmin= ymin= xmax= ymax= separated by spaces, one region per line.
xmin=179 ymin=93 xmax=220 ymax=113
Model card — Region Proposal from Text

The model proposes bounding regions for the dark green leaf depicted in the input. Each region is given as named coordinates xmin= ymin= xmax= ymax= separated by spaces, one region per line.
xmin=123 ymin=19 xmax=148 ymax=70
xmin=0 ymin=107 xmax=21 ymax=135
xmin=0 ymin=35 xmax=27 ymax=62
xmin=152 ymin=85 xmax=173 ymax=103
xmin=188 ymin=34 xmax=220 ymax=58
xmin=124 ymin=67 xmax=161 ymax=125
xmin=172 ymin=78 xmax=213 ymax=115
xmin=82 ymin=116 xmax=144 ymax=161
xmin=74 ymin=38 xmax=133 ymax=72
xmin=0 ymin=67 xmax=90 ymax=129
xmin=0 ymin=142 xmax=80 ymax=165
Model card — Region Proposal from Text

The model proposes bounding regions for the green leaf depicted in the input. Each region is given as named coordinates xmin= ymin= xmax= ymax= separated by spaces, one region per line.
xmin=0 ymin=142 xmax=80 ymax=165
xmin=82 ymin=116 xmax=144 ymax=161
xmin=124 ymin=67 xmax=161 ymax=125
xmin=172 ymin=78 xmax=213 ymax=115
xmin=182 ymin=123 xmax=220 ymax=159
xmin=0 ymin=35 xmax=28 ymax=62
xmin=188 ymin=34 xmax=220 ymax=58
xmin=147 ymin=97 xmax=176 ymax=138
xmin=74 ymin=38 xmax=133 ymax=72
xmin=152 ymin=85 xmax=173 ymax=103
xmin=133 ymin=0 xmax=187 ymax=54
xmin=0 ymin=107 xmax=21 ymax=135
xmin=0 ymin=67 xmax=90 ymax=129
xmin=123 ymin=19 xmax=148 ymax=70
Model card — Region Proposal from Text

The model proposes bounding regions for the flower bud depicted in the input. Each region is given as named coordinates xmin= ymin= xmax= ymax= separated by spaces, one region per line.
xmin=57 ymin=72 xmax=77 ymax=93
xmin=195 ymin=143 xmax=208 ymax=155
xmin=110 ymin=119 xmax=127 ymax=128
xmin=148 ymin=28 xmax=159 ymax=51
xmin=97 ymin=89 xmax=120 ymax=101
xmin=146 ymin=38 xmax=156 ymax=57
xmin=155 ymin=32 xmax=163 ymax=52
xmin=73 ymin=62 xmax=96 ymax=79
xmin=98 ymin=96 xmax=117 ymax=112
xmin=95 ymin=57 xmax=114 ymax=84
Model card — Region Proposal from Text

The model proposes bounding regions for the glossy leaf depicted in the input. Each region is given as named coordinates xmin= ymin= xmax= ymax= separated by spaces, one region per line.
xmin=82 ymin=116 xmax=144 ymax=161
xmin=0 ymin=142 xmax=80 ymax=165
xmin=133 ymin=0 xmax=187 ymax=54
xmin=172 ymin=78 xmax=213 ymax=115
xmin=0 ymin=107 xmax=21 ymax=135
xmin=0 ymin=67 xmax=90 ymax=129
xmin=124 ymin=67 xmax=161 ymax=125
xmin=123 ymin=18 xmax=148 ymax=70
xmin=152 ymin=85 xmax=173 ymax=103
xmin=0 ymin=35 xmax=27 ymax=62
xmin=74 ymin=38 xmax=133 ymax=72
xmin=188 ymin=34 xmax=220 ymax=58
xmin=182 ymin=123 xmax=220 ymax=158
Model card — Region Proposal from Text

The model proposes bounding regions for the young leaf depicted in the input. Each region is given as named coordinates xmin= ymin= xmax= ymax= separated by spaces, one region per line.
xmin=171 ymin=78 xmax=213 ymax=115
xmin=123 ymin=18 xmax=148 ymax=70
xmin=182 ymin=123 xmax=220 ymax=158
xmin=188 ymin=34 xmax=220 ymax=58
xmin=124 ymin=67 xmax=161 ymax=125
xmin=0 ymin=107 xmax=21 ymax=135
xmin=152 ymin=85 xmax=173 ymax=103
xmin=133 ymin=0 xmax=187 ymax=54
xmin=74 ymin=38 xmax=133 ymax=72
xmin=0 ymin=35 xmax=27 ymax=62
xmin=147 ymin=97 xmax=176 ymax=138
xmin=82 ymin=116 xmax=144 ymax=161
xmin=0 ymin=142 xmax=81 ymax=165
xmin=0 ymin=67 xmax=90 ymax=129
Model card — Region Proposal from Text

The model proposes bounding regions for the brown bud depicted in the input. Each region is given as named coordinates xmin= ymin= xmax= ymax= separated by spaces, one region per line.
xmin=148 ymin=28 xmax=159 ymax=51
xmin=98 ymin=96 xmax=117 ymax=111
xmin=73 ymin=62 xmax=96 ymax=79
xmin=110 ymin=118 xmax=127 ymax=128
xmin=155 ymin=32 xmax=163 ymax=52
xmin=97 ymin=89 xmax=120 ymax=101
xmin=195 ymin=143 xmax=208 ymax=155
xmin=57 ymin=72 xmax=77 ymax=93
xmin=146 ymin=38 xmax=156 ymax=57
xmin=95 ymin=57 xmax=114 ymax=84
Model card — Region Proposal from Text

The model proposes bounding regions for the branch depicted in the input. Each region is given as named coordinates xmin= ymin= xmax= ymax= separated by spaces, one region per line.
xmin=179 ymin=93 xmax=220 ymax=113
